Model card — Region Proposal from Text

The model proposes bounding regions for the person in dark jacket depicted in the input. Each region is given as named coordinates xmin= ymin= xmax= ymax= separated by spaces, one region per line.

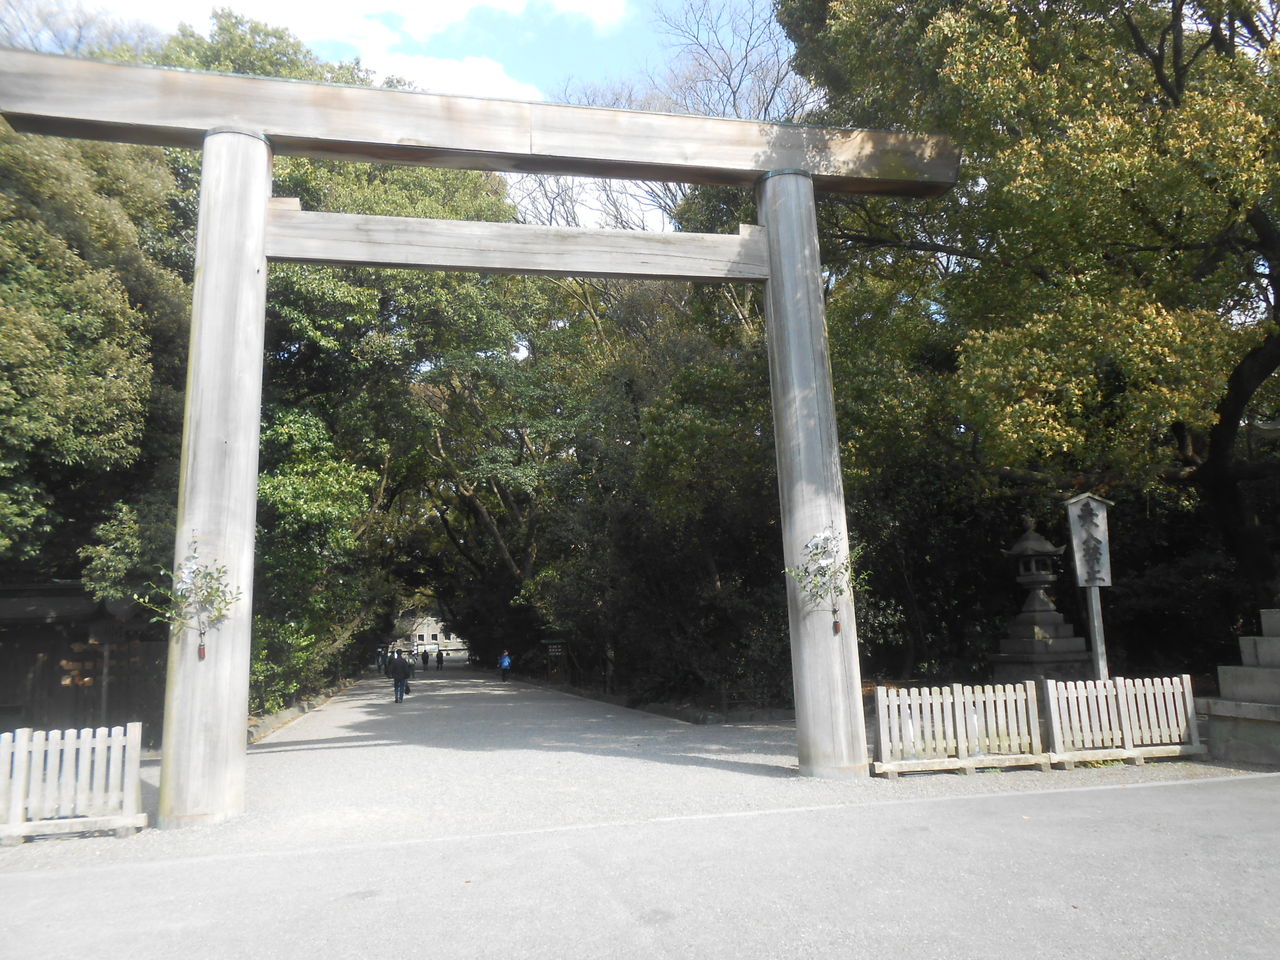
xmin=436 ymin=649 xmax=444 ymax=671
xmin=388 ymin=651 xmax=413 ymax=702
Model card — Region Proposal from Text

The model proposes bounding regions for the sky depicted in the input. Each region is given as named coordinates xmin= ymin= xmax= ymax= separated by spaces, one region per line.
xmin=91 ymin=0 xmax=677 ymax=101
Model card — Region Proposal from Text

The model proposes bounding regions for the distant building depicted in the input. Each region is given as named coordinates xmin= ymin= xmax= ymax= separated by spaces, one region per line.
xmin=395 ymin=614 xmax=469 ymax=662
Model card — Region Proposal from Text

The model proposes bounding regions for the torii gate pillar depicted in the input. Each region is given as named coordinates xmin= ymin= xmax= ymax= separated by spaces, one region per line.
xmin=758 ymin=170 xmax=868 ymax=778
xmin=159 ymin=129 xmax=272 ymax=827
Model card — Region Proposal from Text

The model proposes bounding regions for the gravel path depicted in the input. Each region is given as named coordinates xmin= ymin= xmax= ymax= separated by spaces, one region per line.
xmin=3 ymin=668 xmax=1277 ymax=958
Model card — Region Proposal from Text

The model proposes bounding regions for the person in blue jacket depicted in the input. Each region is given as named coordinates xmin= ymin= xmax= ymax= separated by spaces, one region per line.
xmin=498 ymin=650 xmax=512 ymax=681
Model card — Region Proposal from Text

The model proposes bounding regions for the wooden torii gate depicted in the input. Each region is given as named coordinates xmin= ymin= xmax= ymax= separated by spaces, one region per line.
xmin=0 ymin=48 xmax=959 ymax=827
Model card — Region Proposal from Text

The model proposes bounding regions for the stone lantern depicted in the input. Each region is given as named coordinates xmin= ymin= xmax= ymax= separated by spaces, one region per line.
xmin=990 ymin=519 xmax=1091 ymax=682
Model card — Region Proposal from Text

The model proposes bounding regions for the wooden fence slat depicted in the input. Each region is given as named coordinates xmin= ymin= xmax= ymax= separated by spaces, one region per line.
xmin=1102 ymin=684 xmax=1119 ymax=747
xmin=978 ymin=685 xmax=993 ymax=754
xmin=1075 ymin=683 xmax=1091 ymax=749
xmin=7 ymin=729 xmax=30 ymax=827
xmin=1168 ymin=677 xmax=1188 ymax=743
xmin=944 ymin=687 xmax=955 ymax=756
xmin=1180 ymin=675 xmax=1202 ymax=748
xmin=933 ymin=687 xmax=948 ymax=756
xmin=1061 ymin=682 xmax=1080 ymax=750
xmin=1147 ymin=678 xmax=1164 ymax=744
xmin=1142 ymin=677 xmax=1159 ymax=745
xmin=1168 ymin=677 xmax=1183 ymax=742
xmin=956 ymin=685 xmax=969 ymax=755
xmin=122 ymin=723 xmax=142 ymax=820
xmin=1044 ymin=681 xmax=1063 ymax=753
xmin=75 ymin=727 xmax=93 ymax=813
xmin=28 ymin=730 xmax=49 ymax=821
xmin=56 ymin=729 xmax=77 ymax=817
xmin=876 ymin=686 xmax=891 ymax=763
xmin=1114 ymin=678 xmax=1134 ymax=751
xmin=1090 ymin=681 xmax=1107 ymax=749
xmin=1096 ymin=680 xmax=1111 ymax=746
xmin=1005 ymin=684 xmax=1019 ymax=753
xmin=951 ymin=685 xmax=969 ymax=760
xmin=993 ymin=686 xmax=1003 ymax=757
xmin=1088 ymin=681 xmax=1106 ymax=747
xmin=1014 ymin=684 xmax=1029 ymax=753
xmin=104 ymin=726 xmax=123 ymax=813
xmin=1086 ymin=681 xmax=1100 ymax=747
xmin=1060 ymin=682 xmax=1077 ymax=750
xmin=1146 ymin=678 xmax=1162 ymax=744
xmin=88 ymin=727 xmax=109 ymax=816
xmin=1141 ymin=678 xmax=1159 ymax=745
xmin=1098 ymin=680 xmax=1114 ymax=746
xmin=1026 ymin=682 xmax=1045 ymax=757
xmin=888 ymin=689 xmax=902 ymax=761
xmin=37 ymin=730 xmax=59 ymax=821
xmin=920 ymin=687 xmax=936 ymax=757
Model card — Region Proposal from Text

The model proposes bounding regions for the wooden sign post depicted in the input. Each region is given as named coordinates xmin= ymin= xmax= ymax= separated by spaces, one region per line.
xmin=1066 ymin=493 xmax=1114 ymax=681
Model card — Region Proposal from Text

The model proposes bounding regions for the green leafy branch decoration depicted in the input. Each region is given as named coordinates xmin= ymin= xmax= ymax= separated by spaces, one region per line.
xmin=784 ymin=529 xmax=862 ymax=634
xmin=134 ymin=539 xmax=242 ymax=660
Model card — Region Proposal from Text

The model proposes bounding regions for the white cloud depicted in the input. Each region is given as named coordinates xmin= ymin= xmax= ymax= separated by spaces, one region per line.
xmin=93 ymin=2 xmax=633 ymax=99
xmin=372 ymin=53 xmax=544 ymax=100
xmin=398 ymin=2 xmax=630 ymax=38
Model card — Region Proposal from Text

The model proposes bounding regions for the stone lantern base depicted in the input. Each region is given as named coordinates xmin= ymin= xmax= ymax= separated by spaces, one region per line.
xmin=991 ymin=588 xmax=1093 ymax=682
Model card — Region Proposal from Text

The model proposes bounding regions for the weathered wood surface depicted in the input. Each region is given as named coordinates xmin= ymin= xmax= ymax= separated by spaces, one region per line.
xmin=1045 ymin=675 xmax=1205 ymax=768
xmin=874 ymin=682 xmax=1048 ymax=778
xmin=266 ymin=208 xmax=770 ymax=281
xmin=0 ymin=48 xmax=960 ymax=196
xmin=159 ymin=129 xmax=271 ymax=829
xmin=760 ymin=171 xmax=868 ymax=779
xmin=1 ymin=723 xmax=147 ymax=844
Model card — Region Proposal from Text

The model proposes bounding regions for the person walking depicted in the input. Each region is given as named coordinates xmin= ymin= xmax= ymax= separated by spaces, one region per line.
xmin=498 ymin=649 xmax=512 ymax=681
xmin=389 ymin=650 xmax=413 ymax=702
xmin=436 ymin=649 xmax=444 ymax=671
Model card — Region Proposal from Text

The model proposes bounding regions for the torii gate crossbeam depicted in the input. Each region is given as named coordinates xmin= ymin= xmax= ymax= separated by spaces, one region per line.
xmin=1 ymin=49 xmax=959 ymax=827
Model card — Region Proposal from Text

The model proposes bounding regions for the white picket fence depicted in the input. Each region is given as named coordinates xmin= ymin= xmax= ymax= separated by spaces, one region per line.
xmin=1044 ymin=675 xmax=1206 ymax=767
xmin=1 ymin=723 xmax=147 ymax=844
xmin=874 ymin=675 xmax=1206 ymax=777
xmin=874 ymin=682 xmax=1049 ymax=777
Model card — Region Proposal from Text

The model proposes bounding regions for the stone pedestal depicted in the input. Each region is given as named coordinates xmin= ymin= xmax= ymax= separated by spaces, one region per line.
xmin=1197 ymin=609 xmax=1280 ymax=766
xmin=991 ymin=585 xmax=1092 ymax=682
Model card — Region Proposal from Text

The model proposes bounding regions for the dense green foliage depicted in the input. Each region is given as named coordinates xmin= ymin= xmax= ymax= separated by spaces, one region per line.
xmin=774 ymin=0 xmax=1280 ymax=665
xmin=5 ymin=2 xmax=1279 ymax=717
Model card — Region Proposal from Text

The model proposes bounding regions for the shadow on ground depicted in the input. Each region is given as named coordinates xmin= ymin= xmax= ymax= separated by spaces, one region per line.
xmin=248 ymin=671 xmax=799 ymax=779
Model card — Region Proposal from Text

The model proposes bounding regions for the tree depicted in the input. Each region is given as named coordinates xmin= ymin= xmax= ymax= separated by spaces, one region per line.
xmin=0 ymin=122 xmax=187 ymax=575
xmin=778 ymin=1 xmax=1280 ymax=632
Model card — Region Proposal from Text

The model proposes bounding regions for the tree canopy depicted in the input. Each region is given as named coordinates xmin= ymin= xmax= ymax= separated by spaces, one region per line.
xmin=3 ymin=1 xmax=1275 ymax=716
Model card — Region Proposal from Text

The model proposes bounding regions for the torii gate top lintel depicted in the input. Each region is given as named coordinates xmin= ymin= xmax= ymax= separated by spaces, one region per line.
xmin=0 ymin=47 xmax=959 ymax=197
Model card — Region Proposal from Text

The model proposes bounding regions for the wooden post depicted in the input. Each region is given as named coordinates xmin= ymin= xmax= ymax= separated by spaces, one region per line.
xmin=1085 ymin=585 xmax=1110 ymax=680
xmin=159 ymin=128 xmax=272 ymax=828
xmin=757 ymin=170 xmax=869 ymax=779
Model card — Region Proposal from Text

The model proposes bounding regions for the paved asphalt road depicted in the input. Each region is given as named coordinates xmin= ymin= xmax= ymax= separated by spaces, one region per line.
xmin=2 ymin=669 xmax=1277 ymax=960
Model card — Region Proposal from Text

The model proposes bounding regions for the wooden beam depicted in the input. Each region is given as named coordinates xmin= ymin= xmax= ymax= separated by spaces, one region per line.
xmin=0 ymin=49 xmax=960 ymax=197
xmin=265 ymin=207 xmax=769 ymax=281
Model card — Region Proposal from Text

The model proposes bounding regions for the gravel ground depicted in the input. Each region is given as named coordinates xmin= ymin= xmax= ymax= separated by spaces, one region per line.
xmin=3 ymin=669 xmax=1277 ymax=959
xmin=4 ymin=669 xmax=1270 ymax=869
